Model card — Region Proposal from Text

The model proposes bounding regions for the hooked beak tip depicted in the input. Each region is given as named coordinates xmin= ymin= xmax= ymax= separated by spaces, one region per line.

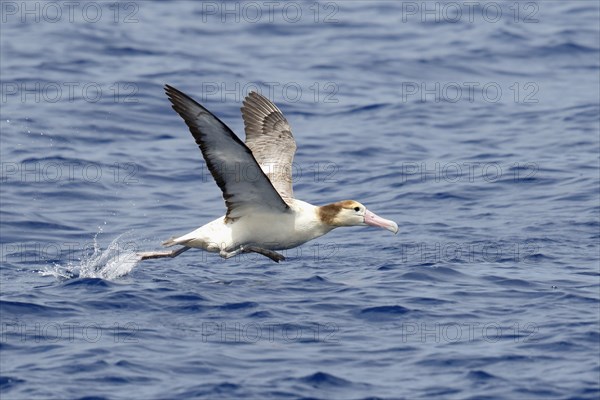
xmin=364 ymin=209 xmax=399 ymax=235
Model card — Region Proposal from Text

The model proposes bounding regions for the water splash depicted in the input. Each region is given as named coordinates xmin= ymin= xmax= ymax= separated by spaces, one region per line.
xmin=41 ymin=232 xmax=142 ymax=280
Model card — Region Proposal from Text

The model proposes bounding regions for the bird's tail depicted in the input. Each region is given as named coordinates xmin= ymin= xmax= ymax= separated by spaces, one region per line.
xmin=162 ymin=237 xmax=179 ymax=247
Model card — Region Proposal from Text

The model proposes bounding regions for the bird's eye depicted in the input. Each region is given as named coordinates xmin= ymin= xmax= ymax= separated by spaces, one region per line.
xmin=354 ymin=207 xmax=360 ymax=212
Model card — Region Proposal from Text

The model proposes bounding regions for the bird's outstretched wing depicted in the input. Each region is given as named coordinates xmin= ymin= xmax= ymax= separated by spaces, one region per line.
xmin=165 ymin=85 xmax=290 ymax=221
xmin=241 ymin=91 xmax=297 ymax=204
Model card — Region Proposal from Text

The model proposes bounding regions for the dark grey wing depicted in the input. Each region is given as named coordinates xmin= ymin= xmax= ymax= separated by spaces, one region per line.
xmin=241 ymin=91 xmax=297 ymax=204
xmin=165 ymin=85 xmax=290 ymax=220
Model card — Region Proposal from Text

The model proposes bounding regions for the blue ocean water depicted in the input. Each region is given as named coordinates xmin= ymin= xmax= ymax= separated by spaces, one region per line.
xmin=1 ymin=1 xmax=599 ymax=399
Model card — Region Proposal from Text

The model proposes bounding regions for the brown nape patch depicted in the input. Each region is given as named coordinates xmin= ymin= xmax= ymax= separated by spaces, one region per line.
xmin=317 ymin=203 xmax=340 ymax=225
xmin=318 ymin=200 xmax=357 ymax=225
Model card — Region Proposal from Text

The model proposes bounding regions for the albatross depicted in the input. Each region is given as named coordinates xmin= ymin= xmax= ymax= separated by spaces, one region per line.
xmin=138 ymin=85 xmax=398 ymax=263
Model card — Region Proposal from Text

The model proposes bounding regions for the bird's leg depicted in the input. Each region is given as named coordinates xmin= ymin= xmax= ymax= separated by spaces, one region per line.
xmin=220 ymin=246 xmax=285 ymax=263
xmin=243 ymin=246 xmax=286 ymax=262
xmin=138 ymin=246 xmax=191 ymax=260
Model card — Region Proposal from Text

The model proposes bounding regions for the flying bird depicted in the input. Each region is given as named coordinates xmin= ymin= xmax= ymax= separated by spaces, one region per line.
xmin=138 ymin=85 xmax=398 ymax=262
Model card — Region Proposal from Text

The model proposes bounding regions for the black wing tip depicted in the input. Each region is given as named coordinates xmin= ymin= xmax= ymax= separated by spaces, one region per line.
xmin=164 ymin=84 xmax=210 ymax=118
xmin=165 ymin=84 xmax=192 ymax=103
xmin=164 ymin=84 xmax=186 ymax=103
xmin=164 ymin=84 xmax=179 ymax=98
xmin=163 ymin=83 xmax=249 ymax=148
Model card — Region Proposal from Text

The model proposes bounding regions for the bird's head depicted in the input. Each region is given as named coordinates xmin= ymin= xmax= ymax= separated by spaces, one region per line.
xmin=318 ymin=200 xmax=398 ymax=234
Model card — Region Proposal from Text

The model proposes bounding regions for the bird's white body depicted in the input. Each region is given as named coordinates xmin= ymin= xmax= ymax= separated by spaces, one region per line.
xmin=167 ymin=199 xmax=333 ymax=252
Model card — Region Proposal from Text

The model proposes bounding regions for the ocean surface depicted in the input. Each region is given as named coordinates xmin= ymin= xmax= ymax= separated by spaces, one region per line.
xmin=1 ymin=1 xmax=599 ymax=399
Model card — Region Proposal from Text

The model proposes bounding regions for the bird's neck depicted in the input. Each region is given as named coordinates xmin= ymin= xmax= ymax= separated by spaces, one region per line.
xmin=291 ymin=199 xmax=338 ymax=239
